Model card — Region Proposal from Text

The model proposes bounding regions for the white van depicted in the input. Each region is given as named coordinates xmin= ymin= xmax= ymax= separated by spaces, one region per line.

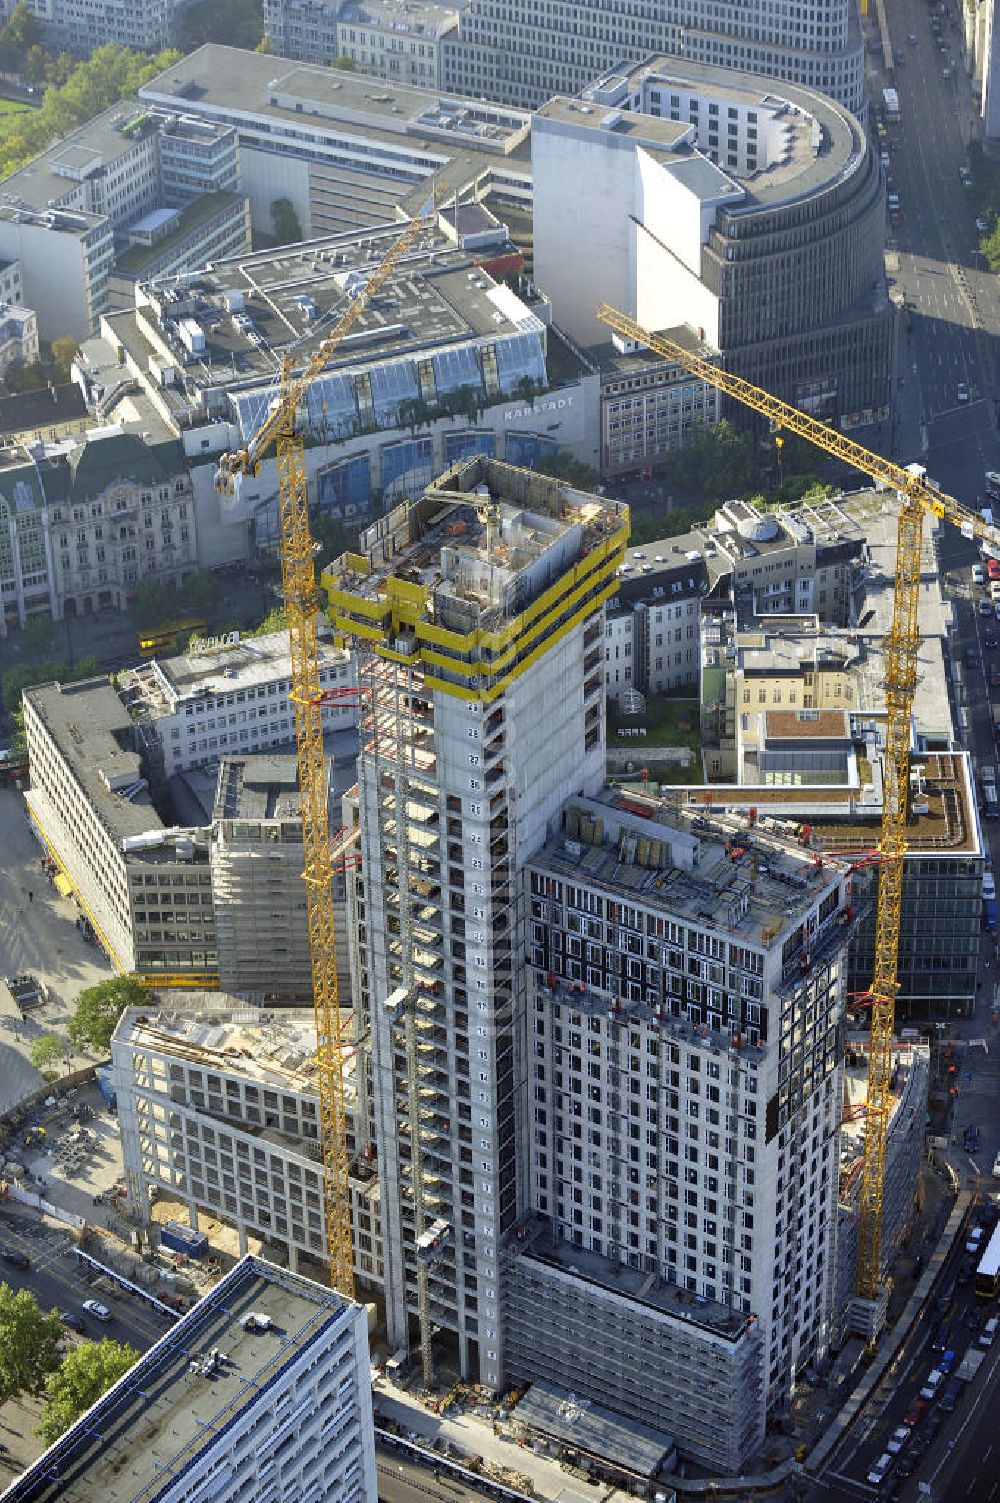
xmin=981 ymin=1317 xmax=999 ymax=1348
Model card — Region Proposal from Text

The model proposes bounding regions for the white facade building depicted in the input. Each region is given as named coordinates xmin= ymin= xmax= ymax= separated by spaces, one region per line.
xmin=442 ymin=0 xmax=866 ymax=121
xmin=6 ymin=0 xmax=176 ymax=54
xmin=264 ymin=0 xmax=461 ymax=86
xmin=513 ymin=792 xmax=855 ymax=1465
xmin=118 ymin=629 xmax=355 ymax=779
xmin=7 ymin=1253 xmax=377 ymax=1503
xmin=114 ymin=1007 xmax=383 ymax=1287
xmin=532 ymin=59 xmax=891 ymax=424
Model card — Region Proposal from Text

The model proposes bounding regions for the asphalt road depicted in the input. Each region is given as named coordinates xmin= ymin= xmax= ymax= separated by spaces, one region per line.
xmin=376 ymin=1446 xmax=502 ymax=1503
xmin=0 ymin=1207 xmax=175 ymax=1354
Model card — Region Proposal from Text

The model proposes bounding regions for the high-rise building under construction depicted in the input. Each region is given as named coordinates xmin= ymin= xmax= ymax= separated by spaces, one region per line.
xmin=326 ymin=459 xmax=863 ymax=1473
xmin=328 ymin=459 xmax=629 ymax=1390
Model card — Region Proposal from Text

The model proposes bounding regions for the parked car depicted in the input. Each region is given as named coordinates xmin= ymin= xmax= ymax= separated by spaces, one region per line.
xmin=904 ymin=1397 xmax=929 ymax=1427
xmin=867 ymin=1452 xmax=893 ymax=1485
xmin=887 ymin=1425 xmax=910 ymax=1454
xmin=958 ymin=381 xmax=970 ymax=403
xmin=920 ymin=1368 xmax=944 ymax=1401
xmin=57 ymin=1311 xmax=86 ymax=1333
xmin=0 ymin=1246 xmax=30 ymax=1271
xmin=939 ymin=1376 xmax=963 ymax=1414
xmin=939 ymin=1349 xmax=958 ymax=1375
xmin=81 ymin=1300 xmax=110 ymax=1322
xmin=931 ymin=1320 xmax=952 ymax=1353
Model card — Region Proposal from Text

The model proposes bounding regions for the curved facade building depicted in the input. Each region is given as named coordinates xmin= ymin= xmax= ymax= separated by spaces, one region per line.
xmin=533 ymin=58 xmax=893 ymax=428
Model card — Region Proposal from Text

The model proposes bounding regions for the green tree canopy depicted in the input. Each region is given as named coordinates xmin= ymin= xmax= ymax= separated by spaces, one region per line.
xmin=50 ymin=336 xmax=79 ymax=383
xmin=0 ymin=1285 xmax=64 ymax=1405
xmin=182 ymin=569 xmax=220 ymax=618
xmin=68 ymin=976 xmax=149 ymax=1054
xmin=534 ymin=450 xmax=600 ymax=490
xmin=331 ymin=54 xmax=358 ymax=71
xmin=29 ymin=1035 xmax=66 ymax=1074
xmin=0 ymin=44 xmax=180 ymax=181
xmin=38 ymin=1338 xmax=139 ymax=1446
xmin=179 ymin=0 xmax=264 ymax=51
xmin=271 ymin=197 xmax=303 ymax=245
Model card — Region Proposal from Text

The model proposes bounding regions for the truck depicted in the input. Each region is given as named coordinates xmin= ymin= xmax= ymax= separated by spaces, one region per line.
xmin=883 ymin=87 xmax=900 ymax=121
xmin=956 ymin=1346 xmax=986 ymax=1383
xmin=159 ymin=1221 xmax=209 ymax=1259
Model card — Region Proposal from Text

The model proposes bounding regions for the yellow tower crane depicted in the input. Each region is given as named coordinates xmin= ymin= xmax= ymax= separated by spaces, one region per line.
xmin=597 ymin=302 xmax=996 ymax=1313
xmin=215 ymin=199 xmax=435 ymax=1297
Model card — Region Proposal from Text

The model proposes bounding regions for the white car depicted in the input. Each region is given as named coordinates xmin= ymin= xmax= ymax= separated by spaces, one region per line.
xmin=887 ymin=1425 xmax=909 ymax=1454
xmin=977 ymin=217 xmax=992 ymax=233
xmin=920 ymin=1367 xmax=944 ymax=1401
xmin=958 ymin=382 xmax=970 ymax=402
xmin=867 ymin=1451 xmax=892 ymax=1485
xmin=82 ymin=1299 xmax=110 ymax=1321
xmin=993 ymin=1150 xmax=1000 ymax=1176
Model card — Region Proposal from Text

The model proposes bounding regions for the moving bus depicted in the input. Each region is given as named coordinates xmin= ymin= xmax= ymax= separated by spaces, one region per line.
xmin=974 ymin=1222 xmax=1000 ymax=1298
xmin=137 ymin=619 xmax=206 ymax=658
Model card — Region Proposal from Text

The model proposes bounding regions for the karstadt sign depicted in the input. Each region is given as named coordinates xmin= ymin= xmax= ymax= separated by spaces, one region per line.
xmin=502 ymin=395 xmax=575 ymax=421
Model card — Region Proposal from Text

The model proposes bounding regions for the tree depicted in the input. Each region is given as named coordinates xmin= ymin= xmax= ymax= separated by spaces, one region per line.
xmin=132 ymin=576 xmax=180 ymax=629
xmin=181 ymin=569 xmax=220 ymax=618
xmin=3 ymin=358 xmax=46 ymax=393
xmin=50 ymin=336 xmax=78 ymax=383
xmin=21 ymin=612 xmax=56 ymax=654
xmin=255 ymin=34 xmax=274 ymax=54
xmin=38 ymin=1338 xmax=139 ymax=1445
xmin=270 ymin=197 xmax=303 ymax=246
xmin=23 ymin=43 xmax=46 ymax=86
xmin=29 ymin=1035 xmax=66 ymax=1075
xmin=311 ymin=512 xmax=356 ymax=572
xmin=535 ymin=450 xmax=600 ymax=490
xmin=68 ymin=976 xmax=148 ymax=1054
xmin=179 ymin=0 xmax=264 ymax=51
xmin=330 ymin=54 xmax=358 ymax=71
xmin=0 ymin=1285 xmax=63 ymax=1405
xmin=247 ymin=605 xmax=288 ymax=637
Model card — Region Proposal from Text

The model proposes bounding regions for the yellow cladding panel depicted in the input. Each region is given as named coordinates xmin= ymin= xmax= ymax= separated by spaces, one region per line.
xmin=386 ymin=575 xmax=429 ymax=627
xmin=327 ymin=587 xmax=389 ymax=623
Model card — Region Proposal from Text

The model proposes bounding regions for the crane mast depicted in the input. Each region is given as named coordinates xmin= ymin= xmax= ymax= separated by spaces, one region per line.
xmin=217 ymin=201 xmax=435 ymax=1297
xmin=597 ymin=303 xmax=997 ymax=1310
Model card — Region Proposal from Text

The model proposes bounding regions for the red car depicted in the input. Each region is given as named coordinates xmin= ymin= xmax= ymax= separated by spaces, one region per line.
xmin=904 ymin=1397 xmax=928 ymax=1427
xmin=987 ymin=558 xmax=1000 ymax=581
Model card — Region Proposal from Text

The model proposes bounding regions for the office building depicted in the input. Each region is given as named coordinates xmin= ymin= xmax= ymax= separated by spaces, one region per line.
xmin=114 ymin=1008 xmax=383 ymax=1286
xmin=3 ymin=1253 xmax=377 ymax=1503
xmin=264 ymin=0 xmax=462 ymax=86
xmin=0 ymin=104 xmax=242 ymax=338
xmin=21 ymin=633 xmax=355 ymax=980
xmin=210 ymin=753 xmax=354 ymax=1003
xmin=325 ymin=456 xmax=629 ymax=1396
xmin=0 ymin=431 xmax=195 ymax=635
xmin=3 ymin=0 xmax=176 ymax=55
xmin=138 ymin=44 xmax=532 ymax=244
xmin=107 ymin=192 xmax=252 ymax=312
xmin=78 ymin=221 xmax=597 ymax=565
xmin=533 ymin=59 xmax=892 ymax=428
xmin=593 ymin=325 xmax=720 ymax=480
xmin=441 ymin=0 xmax=866 ymax=122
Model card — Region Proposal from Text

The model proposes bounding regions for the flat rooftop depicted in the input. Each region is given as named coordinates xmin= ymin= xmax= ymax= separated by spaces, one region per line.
xmin=509 ymin=1217 xmax=752 ymax=1348
xmin=531 ymin=790 xmax=843 ymax=952
xmin=212 ymin=754 xmax=303 ymax=821
xmin=87 ymin=226 xmax=548 ymax=427
xmin=326 ymin=455 xmax=628 ymax=632
xmin=115 ymin=1007 xmax=358 ymax=1100
xmin=138 ymin=45 xmax=531 ymax=215
xmin=677 ymin=753 xmax=981 ymax=859
xmin=24 ymin=678 xmax=163 ymax=845
xmin=0 ymin=103 xmax=161 ymax=215
xmin=513 ymin=1380 xmax=675 ymax=1478
xmin=4 ymin=1255 xmax=359 ymax=1503
xmin=592 ymin=56 xmax=868 ymax=212
xmin=118 ymin=630 xmax=348 ymax=715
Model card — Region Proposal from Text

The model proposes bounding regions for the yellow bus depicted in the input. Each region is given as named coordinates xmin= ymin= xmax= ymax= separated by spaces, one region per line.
xmin=137 ymin=619 xmax=207 ymax=658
